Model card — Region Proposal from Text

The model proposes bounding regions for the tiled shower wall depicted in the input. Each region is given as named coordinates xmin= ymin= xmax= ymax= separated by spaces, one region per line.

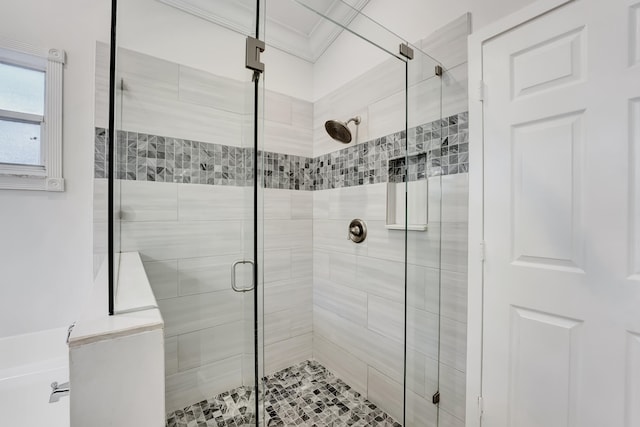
xmin=310 ymin=15 xmax=470 ymax=427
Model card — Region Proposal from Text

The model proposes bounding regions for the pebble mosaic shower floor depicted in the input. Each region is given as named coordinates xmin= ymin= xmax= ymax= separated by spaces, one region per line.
xmin=165 ymin=360 xmax=401 ymax=427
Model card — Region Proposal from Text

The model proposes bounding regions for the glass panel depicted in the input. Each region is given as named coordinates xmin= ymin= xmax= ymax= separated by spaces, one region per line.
xmin=405 ymin=45 xmax=443 ymax=426
xmin=0 ymin=63 xmax=45 ymax=115
xmin=0 ymin=119 xmax=41 ymax=165
xmin=112 ymin=0 xmax=260 ymax=423
xmin=111 ymin=51 xmax=124 ymax=308
xmin=260 ymin=1 xmax=420 ymax=425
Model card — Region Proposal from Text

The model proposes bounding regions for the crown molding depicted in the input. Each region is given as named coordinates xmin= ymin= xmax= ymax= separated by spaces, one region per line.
xmin=155 ymin=0 xmax=370 ymax=63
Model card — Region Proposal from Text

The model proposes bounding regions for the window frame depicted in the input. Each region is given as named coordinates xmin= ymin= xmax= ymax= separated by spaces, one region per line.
xmin=0 ymin=37 xmax=65 ymax=191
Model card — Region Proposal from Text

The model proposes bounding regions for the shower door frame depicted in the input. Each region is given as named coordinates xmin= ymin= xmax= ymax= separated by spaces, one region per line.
xmin=249 ymin=3 xmax=263 ymax=423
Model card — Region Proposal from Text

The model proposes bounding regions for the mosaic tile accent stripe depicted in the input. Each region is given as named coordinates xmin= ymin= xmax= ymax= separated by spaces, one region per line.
xmin=94 ymin=111 xmax=469 ymax=190
xmin=263 ymin=151 xmax=314 ymax=191
xmin=166 ymin=360 xmax=401 ymax=427
xmin=388 ymin=111 xmax=469 ymax=183
xmin=95 ymin=128 xmax=314 ymax=190
xmin=94 ymin=128 xmax=108 ymax=179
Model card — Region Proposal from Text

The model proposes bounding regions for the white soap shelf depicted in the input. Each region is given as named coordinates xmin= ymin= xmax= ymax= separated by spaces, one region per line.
xmin=384 ymin=224 xmax=428 ymax=231
xmin=386 ymin=180 xmax=429 ymax=232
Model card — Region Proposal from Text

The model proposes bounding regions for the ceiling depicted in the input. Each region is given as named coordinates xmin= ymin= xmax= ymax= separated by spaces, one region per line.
xmin=156 ymin=0 xmax=371 ymax=63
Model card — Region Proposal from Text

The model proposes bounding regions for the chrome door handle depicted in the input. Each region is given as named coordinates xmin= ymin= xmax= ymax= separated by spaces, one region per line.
xmin=231 ymin=260 xmax=255 ymax=292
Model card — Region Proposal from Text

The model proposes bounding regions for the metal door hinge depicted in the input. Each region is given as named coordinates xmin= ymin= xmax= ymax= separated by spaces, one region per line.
xmin=432 ymin=391 xmax=440 ymax=405
xmin=477 ymin=80 xmax=485 ymax=102
xmin=399 ymin=43 xmax=414 ymax=60
xmin=246 ymin=36 xmax=265 ymax=81
xmin=435 ymin=65 xmax=443 ymax=77
xmin=480 ymin=241 xmax=486 ymax=262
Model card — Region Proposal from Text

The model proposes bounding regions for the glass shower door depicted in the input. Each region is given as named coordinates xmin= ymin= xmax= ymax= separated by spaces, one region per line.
xmin=259 ymin=1 xmax=443 ymax=426
xmin=405 ymin=46 xmax=444 ymax=426
xmin=111 ymin=0 xmax=264 ymax=423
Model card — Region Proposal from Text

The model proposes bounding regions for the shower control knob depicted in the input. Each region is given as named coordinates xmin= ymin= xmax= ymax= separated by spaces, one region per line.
xmin=348 ymin=219 xmax=367 ymax=243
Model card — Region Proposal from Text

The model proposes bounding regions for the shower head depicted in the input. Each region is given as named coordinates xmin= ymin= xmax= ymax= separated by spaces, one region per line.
xmin=324 ymin=116 xmax=361 ymax=144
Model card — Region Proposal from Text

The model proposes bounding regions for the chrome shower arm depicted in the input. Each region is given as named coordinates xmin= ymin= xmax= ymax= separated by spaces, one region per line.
xmin=346 ymin=116 xmax=361 ymax=126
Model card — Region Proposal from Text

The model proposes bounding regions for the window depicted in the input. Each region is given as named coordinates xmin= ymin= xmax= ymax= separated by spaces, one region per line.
xmin=0 ymin=38 xmax=65 ymax=191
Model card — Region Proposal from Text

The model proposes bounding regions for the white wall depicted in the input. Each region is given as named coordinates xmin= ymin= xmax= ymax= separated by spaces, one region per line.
xmin=0 ymin=0 xmax=109 ymax=338
xmin=313 ymin=0 xmax=536 ymax=100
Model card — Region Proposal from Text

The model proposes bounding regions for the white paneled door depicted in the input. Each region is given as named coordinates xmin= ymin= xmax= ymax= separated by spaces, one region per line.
xmin=480 ymin=0 xmax=640 ymax=426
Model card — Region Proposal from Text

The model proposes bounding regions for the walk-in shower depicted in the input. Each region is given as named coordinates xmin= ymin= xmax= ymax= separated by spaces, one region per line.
xmin=101 ymin=0 xmax=469 ymax=425
xmin=325 ymin=116 xmax=361 ymax=143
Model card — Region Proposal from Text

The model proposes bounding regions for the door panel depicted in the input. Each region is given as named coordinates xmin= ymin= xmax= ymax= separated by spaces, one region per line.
xmin=631 ymin=2 xmax=640 ymax=67
xmin=481 ymin=0 xmax=640 ymax=426
xmin=510 ymin=27 xmax=586 ymax=100
xmin=627 ymin=331 xmax=640 ymax=426
xmin=632 ymin=97 xmax=640 ymax=279
xmin=508 ymin=307 xmax=582 ymax=427
xmin=511 ymin=111 xmax=584 ymax=271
